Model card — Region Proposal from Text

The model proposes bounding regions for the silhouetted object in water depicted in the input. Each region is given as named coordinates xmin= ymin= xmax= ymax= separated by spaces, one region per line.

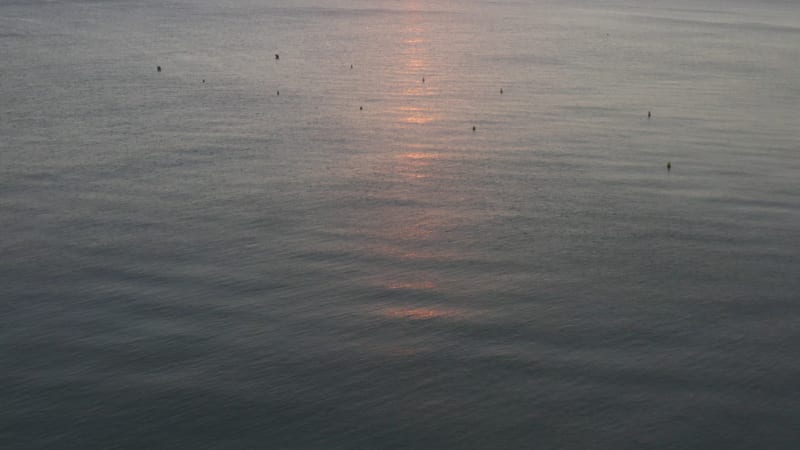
xmin=202 ymin=79 xmax=205 ymax=83
xmin=277 ymin=90 xmax=280 ymax=96
xmin=648 ymin=111 xmax=651 ymax=119
xmin=350 ymin=64 xmax=353 ymax=69
xmin=667 ymin=161 xmax=671 ymax=171
xmin=360 ymin=106 xmax=363 ymax=110
xmin=472 ymin=126 xmax=476 ymax=131
xmin=157 ymin=66 xmax=161 ymax=72
xmin=275 ymin=54 xmax=279 ymax=60
xmin=500 ymin=88 xmax=503 ymax=94
xmin=422 ymin=77 xmax=425 ymax=83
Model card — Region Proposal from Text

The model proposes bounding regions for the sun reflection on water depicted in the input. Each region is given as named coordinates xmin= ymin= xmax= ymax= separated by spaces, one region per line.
xmin=386 ymin=281 xmax=436 ymax=290
xmin=362 ymin=3 xmax=469 ymax=320
xmin=393 ymin=9 xmax=440 ymax=127
xmin=399 ymin=106 xmax=437 ymax=124
xmin=382 ymin=307 xmax=450 ymax=320
xmin=377 ymin=304 xmax=479 ymax=322
xmin=399 ymin=152 xmax=437 ymax=159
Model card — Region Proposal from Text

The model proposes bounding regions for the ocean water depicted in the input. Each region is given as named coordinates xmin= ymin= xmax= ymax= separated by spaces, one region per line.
xmin=2 ymin=0 xmax=799 ymax=447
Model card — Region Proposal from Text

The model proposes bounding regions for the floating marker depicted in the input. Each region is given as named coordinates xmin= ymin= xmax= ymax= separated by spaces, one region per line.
xmin=157 ymin=65 xmax=161 ymax=72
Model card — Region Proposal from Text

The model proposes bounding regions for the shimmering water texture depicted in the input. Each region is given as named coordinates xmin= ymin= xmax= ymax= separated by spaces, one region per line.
xmin=1 ymin=0 xmax=799 ymax=447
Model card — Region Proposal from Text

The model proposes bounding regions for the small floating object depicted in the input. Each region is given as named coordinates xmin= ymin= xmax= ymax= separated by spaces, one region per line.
xmin=350 ymin=64 xmax=353 ymax=69
xmin=275 ymin=54 xmax=279 ymax=60
xmin=157 ymin=65 xmax=161 ymax=72
xmin=422 ymin=77 xmax=425 ymax=83
xmin=648 ymin=111 xmax=651 ymax=119
xmin=277 ymin=90 xmax=280 ymax=96
xmin=500 ymin=88 xmax=503 ymax=94
xmin=667 ymin=161 xmax=671 ymax=171
xmin=359 ymin=106 xmax=363 ymax=110
xmin=202 ymin=79 xmax=205 ymax=83
xmin=472 ymin=126 xmax=476 ymax=131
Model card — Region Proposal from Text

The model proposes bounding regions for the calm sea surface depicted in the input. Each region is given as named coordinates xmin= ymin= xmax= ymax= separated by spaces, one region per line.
xmin=2 ymin=0 xmax=799 ymax=447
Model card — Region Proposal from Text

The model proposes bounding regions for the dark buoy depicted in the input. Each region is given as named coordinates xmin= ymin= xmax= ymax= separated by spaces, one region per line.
xmin=422 ymin=77 xmax=425 ymax=83
xmin=500 ymin=88 xmax=503 ymax=94
xmin=472 ymin=126 xmax=476 ymax=132
xmin=359 ymin=106 xmax=363 ymax=111
xmin=157 ymin=65 xmax=161 ymax=72
xmin=648 ymin=111 xmax=651 ymax=119
xmin=275 ymin=54 xmax=279 ymax=60
xmin=667 ymin=161 xmax=671 ymax=171
xmin=350 ymin=64 xmax=353 ymax=69
xmin=277 ymin=90 xmax=280 ymax=96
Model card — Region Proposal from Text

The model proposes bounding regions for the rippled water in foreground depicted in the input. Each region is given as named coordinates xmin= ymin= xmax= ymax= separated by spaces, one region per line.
xmin=2 ymin=0 xmax=799 ymax=447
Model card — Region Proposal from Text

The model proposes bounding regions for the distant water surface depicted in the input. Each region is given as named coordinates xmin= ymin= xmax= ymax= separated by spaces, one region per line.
xmin=1 ymin=0 xmax=799 ymax=447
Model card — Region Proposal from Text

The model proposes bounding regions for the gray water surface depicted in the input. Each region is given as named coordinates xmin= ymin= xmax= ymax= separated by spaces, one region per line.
xmin=2 ymin=0 xmax=799 ymax=447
